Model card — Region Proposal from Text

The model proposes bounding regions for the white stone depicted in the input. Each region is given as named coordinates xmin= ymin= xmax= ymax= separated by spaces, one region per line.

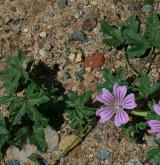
xmin=69 ymin=53 xmax=75 ymax=61
xmin=45 ymin=125 xmax=59 ymax=152
xmin=40 ymin=31 xmax=47 ymax=38
xmin=85 ymin=67 xmax=92 ymax=72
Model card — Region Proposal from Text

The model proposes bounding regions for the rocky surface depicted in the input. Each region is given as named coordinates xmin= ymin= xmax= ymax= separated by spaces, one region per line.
xmin=0 ymin=0 xmax=160 ymax=164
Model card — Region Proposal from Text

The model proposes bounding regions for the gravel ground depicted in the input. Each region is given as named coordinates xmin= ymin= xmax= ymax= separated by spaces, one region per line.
xmin=1 ymin=0 xmax=160 ymax=164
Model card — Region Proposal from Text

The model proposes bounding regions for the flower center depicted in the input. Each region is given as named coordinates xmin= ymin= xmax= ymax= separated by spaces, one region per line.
xmin=113 ymin=100 xmax=123 ymax=112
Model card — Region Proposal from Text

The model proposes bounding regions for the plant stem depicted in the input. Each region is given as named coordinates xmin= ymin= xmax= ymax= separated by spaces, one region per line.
xmin=124 ymin=53 xmax=139 ymax=76
xmin=131 ymin=110 xmax=148 ymax=117
xmin=139 ymin=47 xmax=154 ymax=75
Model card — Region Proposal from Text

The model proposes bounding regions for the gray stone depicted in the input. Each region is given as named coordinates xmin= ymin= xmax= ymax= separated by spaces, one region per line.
xmin=150 ymin=159 xmax=160 ymax=165
xmin=63 ymin=47 xmax=70 ymax=55
xmin=69 ymin=30 xmax=88 ymax=42
xmin=141 ymin=4 xmax=153 ymax=12
xmin=7 ymin=144 xmax=37 ymax=163
xmin=57 ymin=0 xmax=68 ymax=8
xmin=129 ymin=4 xmax=137 ymax=15
xmin=10 ymin=6 xmax=17 ymax=12
xmin=44 ymin=125 xmax=59 ymax=152
xmin=93 ymin=27 xmax=104 ymax=36
xmin=127 ymin=158 xmax=143 ymax=165
xmin=97 ymin=149 xmax=110 ymax=160
xmin=8 ymin=160 xmax=20 ymax=165
xmin=6 ymin=126 xmax=59 ymax=163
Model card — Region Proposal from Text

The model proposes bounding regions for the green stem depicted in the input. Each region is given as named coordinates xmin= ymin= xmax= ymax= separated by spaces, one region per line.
xmin=131 ymin=110 xmax=148 ymax=117
xmin=139 ymin=47 xmax=154 ymax=74
xmin=124 ymin=53 xmax=139 ymax=76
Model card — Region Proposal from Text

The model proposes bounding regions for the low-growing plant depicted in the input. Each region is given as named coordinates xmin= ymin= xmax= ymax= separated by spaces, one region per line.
xmin=0 ymin=51 xmax=63 ymax=158
xmin=97 ymin=11 xmax=160 ymax=162
xmin=1 ymin=11 xmax=160 ymax=164
xmin=66 ymin=91 xmax=96 ymax=135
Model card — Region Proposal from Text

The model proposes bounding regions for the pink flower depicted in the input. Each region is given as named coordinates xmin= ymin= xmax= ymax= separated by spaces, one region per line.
xmin=147 ymin=101 xmax=160 ymax=136
xmin=96 ymin=83 xmax=137 ymax=127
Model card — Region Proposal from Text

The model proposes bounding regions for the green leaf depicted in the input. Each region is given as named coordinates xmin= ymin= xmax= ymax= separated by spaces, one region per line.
xmin=97 ymin=68 xmax=126 ymax=91
xmin=101 ymin=20 xmax=123 ymax=47
xmin=11 ymin=126 xmax=30 ymax=148
xmin=144 ymin=12 xmax=160 ymax=48
xmin=0 ymin=95 xmax=15 ymax=107
xmin=123 ymin=29 xmax=149 ymax=57
xmin=67 ymin=91 xmax=92 ymax=107
xmin=25 ymin=82 xmax=49 ymax=106
xmin=28 ymin=153 xmax=39 ymax=164
xmin=147 ymin=148 xmax=160 ymax=159
xmin=0 ymin=51 xmax=29 ymax=92
xmin=12 ymin=103 xmax=26 ymax=125
xmin=115 ymin=69 xmax=125 ymax=82
xmin=0 ymin=117 xmax=9 ymax=149
xmin=124 ymin=16 xmax=139 ymax=32
xmin=30 ymin=125 xmax=47 ymax=152
xmin=139 ymin=74 xmax=160 ymax=96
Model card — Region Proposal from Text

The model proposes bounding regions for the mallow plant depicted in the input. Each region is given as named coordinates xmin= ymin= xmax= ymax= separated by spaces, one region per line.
xmin=97 ymin=11 xmax=160 ymax=161
xmin=0 ymin=51 xmax=63 ymax=159
xmin=1 ymin=12 xmax=160 ymax=163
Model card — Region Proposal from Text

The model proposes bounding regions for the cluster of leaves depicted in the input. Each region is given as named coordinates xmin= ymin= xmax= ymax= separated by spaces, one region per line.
xmin=101 ymin=12 xmax=160 ymax=57
xmin=147 ymin=140 xmax=160 ymax=160
xmin=0 ymin=51 xmax=61 ymax=158
xmin=124 ymin=122 xmax=146 ymax=143
xmin=66 ymin=91 xmax=96 ymax=135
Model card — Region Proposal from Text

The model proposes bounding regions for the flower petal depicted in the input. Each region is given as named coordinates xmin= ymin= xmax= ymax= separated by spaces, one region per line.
xmin=122 ymin=94 xmax=137 ymax=109
xmin=114 ymin=110 xmax=129 ymax=127
xmin=113 ymin=83 xmax=127 ymax=101
xmin=96 ymin=88 xmax=114 ymax=105
xmin=96 ymin=107 xmax=114 ymax=123
xmin=153 ymin=103 xmax=160 ymax=115
xmin=147 ymin=120 xmax=160 ymax=133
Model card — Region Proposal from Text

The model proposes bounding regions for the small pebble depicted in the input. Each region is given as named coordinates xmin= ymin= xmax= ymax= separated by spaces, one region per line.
xmin=69 ymin=53 xmax=76 ymax=61
xmin=83 ymin=0 xmax=89 ymax=6
xmin=141 ymin=4 xmax=153 ymax=12
xmin=39 ymin=49 xmax=48 ymax=59
xmin=93 ymin=27 xmax=104 ymax=36
xmin=97 ymin=149 xmax=110 ymax=160
xmin=75 ymin=50 xmax=83 ymax=63
xmin=74 ymin=10 xmax=84 ymax=19
xmin=10 ymin=6 xmax=17 ymax=12
xmin=90 ymin=0 xmax=97 ymax=6
xmin=8 ymin=160 xmax=20 ymax=165
xmin=69 ymin=30 xmax=88 ymax=42
xmin=63 ymin=47 xmax=70 ymax=55
xmin=129 ymin=4 xmax=137 ymax=15
xmin=127 ymin=158 xmax=143 ymax=165
xmin=23 ymin=28 xmax=29 ymax=33
xmin=40 ymin=31 xmax=47 ymax=38
xmin=57 ymin=0 xmax=68 ymax=8
xmin=85 ymin=67 xmax=92 ymax=72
